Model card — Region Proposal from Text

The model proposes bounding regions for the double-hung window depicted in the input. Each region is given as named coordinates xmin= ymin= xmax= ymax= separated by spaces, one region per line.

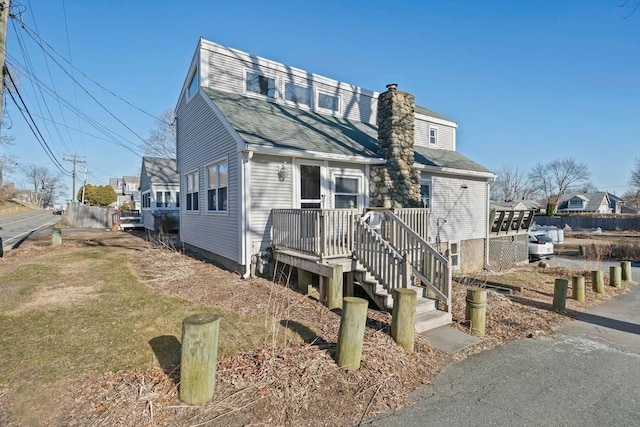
xmin=429 ymin=127 xmax=438 ymax=145
xmin=449 ymin=242 xmax=460 ymax=269
xmin=207 ymin=160 xmax=228 ymax=212
xmin=246 ymin=71 xmax=276 ymax=98
xmin=186 ymin=171 xmax=199 ymax=211
xmin=334 ymin=177 xmax=359 ymax=209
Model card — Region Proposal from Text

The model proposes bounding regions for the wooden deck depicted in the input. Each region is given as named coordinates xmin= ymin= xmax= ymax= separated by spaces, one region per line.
xmin=272 ymin=208 xmax=451 ymax=314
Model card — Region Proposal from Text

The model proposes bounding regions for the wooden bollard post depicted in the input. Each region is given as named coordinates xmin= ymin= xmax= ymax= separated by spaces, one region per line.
xmin=335 ymin=297 xmax=368 ymax=370
xmin=324 ymin=265 xmax=343 ymax=311
xmin=609 ymin=266 xmax=622 ymax=288
xmin=52 ymin=228 xmax=62 ymax=246
xmin=180 ymin=313 xmax=220 ymax=405
xmin=621 ymin=261 xmax=632 ymax=282
xmin=465 ymin=287 xmax=487 ymax=336
xmin=591 ymin=270 xmax=604 ymax=294
xmin=552 ymin=278 xmax=568 ymax=312
xmin=391 ymin=288 xmax=416 ymax=351
xmin=578 ymin=245 xmax=586 ymax=257
xmin=572 ymin=275 xmax=585 ymax=302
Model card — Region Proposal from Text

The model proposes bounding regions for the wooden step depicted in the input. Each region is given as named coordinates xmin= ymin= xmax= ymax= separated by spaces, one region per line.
xmin=415 ymin=310 xmax=452 ymax=333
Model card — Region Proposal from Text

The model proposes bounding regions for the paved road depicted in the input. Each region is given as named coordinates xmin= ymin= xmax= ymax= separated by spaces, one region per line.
xmin=365 ymin=260 xmax=640 ymax=427
xmin=0 ymin=210 xmax=59 ymax=253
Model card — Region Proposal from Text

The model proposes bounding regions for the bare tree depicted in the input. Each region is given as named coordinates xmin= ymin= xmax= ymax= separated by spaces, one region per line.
xmin=491 ymin=163 xmax=537 ymax=202
xmin=575 ymin=182 xmax=599 ymax=193
xmin=0 ymin=153 xmax=17 ymax=188
xmin=528 ymin=158 xmax=590 ymax=214
xmin=22 ymin=164 xmax=64 ymax=207
xmin=143 ymin=109 xmax=176 ymax=158
xmin=631 ymin=157 xmax=640 ymax=192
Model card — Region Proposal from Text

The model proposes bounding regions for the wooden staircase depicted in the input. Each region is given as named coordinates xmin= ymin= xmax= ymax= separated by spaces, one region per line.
xmin=353 ymin=266 xmax=452 ymax=333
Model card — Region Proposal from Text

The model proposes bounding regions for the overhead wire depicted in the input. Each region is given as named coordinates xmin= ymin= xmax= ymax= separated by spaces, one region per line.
xmin=4 ymin=67 xmax=71 ymax=175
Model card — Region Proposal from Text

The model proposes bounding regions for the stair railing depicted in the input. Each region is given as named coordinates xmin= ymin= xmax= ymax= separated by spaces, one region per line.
xmin=382 ymin=210 xmax=451 ymax=312
xmin=353 ymin=217 xmax=410 ymax=293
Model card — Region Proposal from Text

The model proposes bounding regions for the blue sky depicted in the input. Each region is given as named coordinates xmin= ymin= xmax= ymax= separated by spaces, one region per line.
xmin=3 ymin=0 xmax=639 ymax=201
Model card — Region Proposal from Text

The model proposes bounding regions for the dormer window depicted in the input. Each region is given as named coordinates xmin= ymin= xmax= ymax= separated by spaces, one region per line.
xmin=317 ymin=91 xmax=340 ymax=113
xmin=569 ymin=198 xmax=583 ymax=207
xmin=285 ymin=82 xmax=310 ymax=106
xmin=246 ymin=71 xmax=276 ymax=98
xmin=429 ymin=127 xmax=438 ymax=145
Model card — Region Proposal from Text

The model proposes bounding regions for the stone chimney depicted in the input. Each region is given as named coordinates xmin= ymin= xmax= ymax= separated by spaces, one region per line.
xmin=369 ymin=84 xmax=421 ymax=208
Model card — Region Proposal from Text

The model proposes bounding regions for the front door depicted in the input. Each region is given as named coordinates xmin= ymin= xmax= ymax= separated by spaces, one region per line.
xmin=299 ymin=163 xmax=322 ymax=208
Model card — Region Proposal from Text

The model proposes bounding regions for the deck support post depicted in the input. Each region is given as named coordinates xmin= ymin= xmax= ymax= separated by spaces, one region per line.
xmin=180 ymin=313 xmax=220 ymax=405
xmin=572 ymin=275 xmax=585 ymax=302
xmin=335 ymin=297 xmax=368 ymax=370
xmin=345 ymin=272 xmax=354 ymax=297
xmin=324 ymin=265 xmax=343 ymax=310
xmin=552 ymin=278 xmax=569 ymax=312
xmin=609 ymin=266 xmax=621 ymax=288
xmin=591 ymin=270 xmax=604 ymax=294
xmin=297 ymin=269 xmax=313 ymax=294
xmin=465 ymin=287 xmax=487 ymax=336
xmin=621 ymin=261 xmax=632 ymax=282
xmin=52 ymin=227 xmax=62 ymax=246
xmin=391 ymin=288 xmax=416 ymax=351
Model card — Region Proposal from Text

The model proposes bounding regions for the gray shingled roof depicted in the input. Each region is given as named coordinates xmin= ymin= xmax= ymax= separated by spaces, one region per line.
xmin=414 ymin=146 xmax=494 ymax=174
xmin=204 ymin=89 xmax=491 ymax=175
xmin=142 ymin=157 xmax=179 ymax=184
xmin=414 ymin=105 xmax=453 ymax=122
xmin=203 ymin=88 xmax=380 ymax=158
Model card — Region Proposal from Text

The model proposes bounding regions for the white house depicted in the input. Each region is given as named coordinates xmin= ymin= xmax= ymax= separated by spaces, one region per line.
xmin=139 ymin=157 xmax=180 ymax=232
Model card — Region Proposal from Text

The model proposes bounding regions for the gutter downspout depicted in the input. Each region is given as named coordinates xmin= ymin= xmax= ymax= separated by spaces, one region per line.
xmin=484 ymin=177 xmax=495 ymax=270
xmin=240 ymin=150 xmax=253 ymax=279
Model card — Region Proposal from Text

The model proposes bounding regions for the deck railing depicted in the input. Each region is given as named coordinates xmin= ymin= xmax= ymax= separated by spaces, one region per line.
xmin=381 ymin=210 xmax=451 ymax=311
xmin=272 ymin=209 xmax=357 ymax=260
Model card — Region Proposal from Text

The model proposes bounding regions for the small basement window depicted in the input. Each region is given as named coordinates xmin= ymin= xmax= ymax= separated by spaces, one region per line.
xmin=449 ymin=241 xmax=460 ymax=269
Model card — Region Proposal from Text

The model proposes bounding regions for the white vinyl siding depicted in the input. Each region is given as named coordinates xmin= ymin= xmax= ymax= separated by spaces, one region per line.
xmin=415 ymin=118 xmax=455 ymax=150
xmin=176 ymin=91 xmax=241 ymax=264
xmin=424 ymin=173 xmax=487 ymax=245
xmin=202 ymin=41 xmax=377 ymax=124
xmin=249 ymin=154 xmax=294 ymax=254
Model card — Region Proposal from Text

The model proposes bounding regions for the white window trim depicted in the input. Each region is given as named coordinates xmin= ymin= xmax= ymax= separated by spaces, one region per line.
xmin=205 ymin=157 xmax=229 ymax=215
xmin=420 ymin=177 xmax=431 ymax=209
xmin=141 ymin=190 xmax=151 ymax=210
xmin=315 ymin=89 xmax=341 ymax=115
xmin=244 ymin=68 xmax=278 ymax=101
xmin=155 ymin=190 xmax=173 ymax=209
xmin=449 ymin=241 xmax=460 ymax=269
xmin=429 ymin=126 xmax=438 ymax=146
xmin=330 ymin=169 xmax=365 ymax=210
xmin=283 ymin=81 xmax=312 ymax=109
xmin=185 ymin=169 xmax=200 ymax=213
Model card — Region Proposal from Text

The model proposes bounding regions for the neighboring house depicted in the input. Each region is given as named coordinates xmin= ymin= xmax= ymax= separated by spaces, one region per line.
xmin=139 ymin=157 xmax=180 ymax=232
xmin=557 ymin=192 xmax=612 ymax=214
xmin=607 ymin=193 xmax=637 ymax=214
xmin=109 ymin=175 xmax=141 ymax=209
xmin=175 ymin=39 xmax=496 ymax=331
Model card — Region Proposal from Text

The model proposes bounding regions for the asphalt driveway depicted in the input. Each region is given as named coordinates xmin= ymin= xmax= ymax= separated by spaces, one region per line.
xmin=364 ymin=258 xmax=640 ymax=427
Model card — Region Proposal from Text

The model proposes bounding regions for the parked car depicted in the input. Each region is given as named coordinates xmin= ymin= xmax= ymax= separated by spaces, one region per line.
xmin=528 ymin=233 xmax=554 ymax=261
xmin=52 ymin=207 xmax=63 ymax=215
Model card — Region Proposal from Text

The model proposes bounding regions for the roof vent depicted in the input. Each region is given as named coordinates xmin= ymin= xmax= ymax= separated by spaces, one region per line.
xmin=386 ymin=83 xmax=398 ymax=91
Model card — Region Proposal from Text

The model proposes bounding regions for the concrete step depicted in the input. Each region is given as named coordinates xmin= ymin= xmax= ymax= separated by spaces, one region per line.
xmin=415 ymin=310 xmax=452 ymax=333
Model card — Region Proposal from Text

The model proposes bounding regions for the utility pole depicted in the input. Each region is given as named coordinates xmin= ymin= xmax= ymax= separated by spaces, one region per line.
xmin=0 ymin=0 xmax=10 ymax=130
xmin=63 ymin=154 xmax=86 ymax=203
xmin=81 ymin=164 xmax=87 ymax=204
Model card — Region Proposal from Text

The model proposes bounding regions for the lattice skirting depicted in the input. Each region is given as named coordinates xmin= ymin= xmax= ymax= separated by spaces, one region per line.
xmin=488 ymin=234 xmax=528 ymax=270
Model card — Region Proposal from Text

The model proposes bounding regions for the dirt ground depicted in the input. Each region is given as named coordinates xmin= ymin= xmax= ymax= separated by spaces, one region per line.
xmin=1 ymin=230 xmax=636 ymax=426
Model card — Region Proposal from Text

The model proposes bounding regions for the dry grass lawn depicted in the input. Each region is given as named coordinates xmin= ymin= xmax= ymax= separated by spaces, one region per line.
xmin=0 ymin=230 xmax=635 ymax=426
